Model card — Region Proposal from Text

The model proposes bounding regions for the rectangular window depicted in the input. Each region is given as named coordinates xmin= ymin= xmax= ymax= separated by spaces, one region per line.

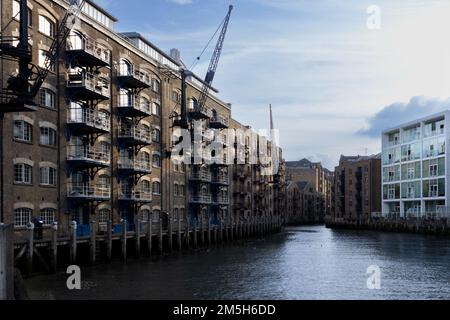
xmin=14 ymin=120 xmax=32 ymax=142
xmin=41 ymin=209 xmax=55 ymax=225
xmin=40 ymin=127 xmax=57 ymax=146
xmin=14 ymin=164 xmax=32 ymax=184
xmin=14 ymin=208 xmax=31 ymax=227
xmin=40 ymin=167 xmax=57 ymax=186
xmin=38 ymin=89 xmax=55 ymax=109
xmin=38 ymin=15 xmax=54 ymax=37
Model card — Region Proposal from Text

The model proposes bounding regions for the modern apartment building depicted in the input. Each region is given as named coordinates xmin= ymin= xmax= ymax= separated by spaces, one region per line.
xmin=381 ymin=111 xmax=450 ymax=218
xmin=0 ymin=0 xmax=286 ymax=245
xmin=286 ymin=158 xmax=333 ymax=216
xmin=331 ymin=155 xmax=381 ymax=225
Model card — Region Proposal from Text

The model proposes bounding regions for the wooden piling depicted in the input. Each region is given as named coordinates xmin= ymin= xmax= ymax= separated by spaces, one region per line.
xmin=26 ymin=223 xmax=34 ymax=277
xmin=147 ymin=218 xmax=152 ymax=256
xmin=106 ymin=220 xmax=112 ymax=262
xmin=70 ymin=221 xmax=77 ymax=265
xmin=121 ymin=220 xmax=127 ymax=261
xmin=135 ymin=219 xmax=141 ymax=258
xmin=90 ymin=220 xmax=96 ymax=265
xmin=0 ymin=224 xmax=14 ymax=300
xmin=50 ymin=222 xmax=58 ymax=273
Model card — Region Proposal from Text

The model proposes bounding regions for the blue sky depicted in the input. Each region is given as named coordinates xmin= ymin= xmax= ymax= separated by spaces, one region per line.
xmin=94 ymin=0 xmax=450 ymax=169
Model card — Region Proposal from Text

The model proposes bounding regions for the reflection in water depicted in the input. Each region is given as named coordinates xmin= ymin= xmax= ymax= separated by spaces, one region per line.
xmin=26 ymin=226 xmax=450 ymax=300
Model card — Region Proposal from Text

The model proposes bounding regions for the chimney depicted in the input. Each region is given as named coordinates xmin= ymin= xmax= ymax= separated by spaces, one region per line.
xmin=170 ymin=48 xmax=181 ymax=63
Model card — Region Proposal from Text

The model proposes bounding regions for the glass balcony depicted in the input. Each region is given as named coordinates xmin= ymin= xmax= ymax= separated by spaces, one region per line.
xmin=67 ymin=146 xmax=110 ymax=168
xmin=118 ymin=126 xmax=152 ymax=146
xmin=67 ymin=71 xmax=110 ymax=101
xmin=117 ymin=158 xmax=152 ymax=174
xmin=66 ymin=34 xmax=110 ymax=67
xmin=67 ymin=108 xmax=110 ymax=134
xmin=67 ymin=185 xmax=110 ymax=200
xmin=117 ymin=63 xmax=151 ymax=88
xmin=117 ymin=93 xmax=152 ymax=117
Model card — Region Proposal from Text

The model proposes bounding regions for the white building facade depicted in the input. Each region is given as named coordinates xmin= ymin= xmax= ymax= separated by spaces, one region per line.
xmin=382 ymin=111 xmax=450 ymax=218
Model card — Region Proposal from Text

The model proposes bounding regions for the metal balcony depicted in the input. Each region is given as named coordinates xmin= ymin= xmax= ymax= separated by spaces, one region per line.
xmin=189 ymin=171 xmax=212 ymax=183
xmin=67 ymin=185 xmax=111 ymax=201
xmin=118 ymin=127 xmax=152 ymax=146
xmin=67 ymin=71 xmax=110 ymax=101
xmin=190 ymin=195 xmax=212 ymax=204
xmin=118 ymin=189 xmax=152 ymax=203
xmin=66 ymin=34 xmax=110 ymax=67
xmin=189 ymin=106 xmax=212 ymax=120
xmin=117 ymin=63 xmax=151 ymax=89
xmin=117 ymin=158 xmax=152 ymax=174
xmin=212 ymin=197 xmax=230 ymax=205
xmin=209 ymin=114 xmax=229 ymax=129
xmin=117 ymin=94 xmax=152 ymax=117
xmin=67 ymin=108 xmax=111 ymax=134
xmin=67 ymin=147 xmax=110 ymax=169
xmin=211 ymin=175 xmax=229 ymax=185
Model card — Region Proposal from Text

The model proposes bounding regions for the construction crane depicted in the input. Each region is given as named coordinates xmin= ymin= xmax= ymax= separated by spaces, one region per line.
xmin=0 ymin=0 xmax=85 ymax=223
xmin=178 ymin=5 xmax=233 ymax=128
xmin=0 ymin=0 xmax=86 ymax=110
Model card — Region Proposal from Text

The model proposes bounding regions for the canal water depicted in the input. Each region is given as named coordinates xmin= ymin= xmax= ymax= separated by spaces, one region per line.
xmin=25 ymin=226 xmax=450 ymax=300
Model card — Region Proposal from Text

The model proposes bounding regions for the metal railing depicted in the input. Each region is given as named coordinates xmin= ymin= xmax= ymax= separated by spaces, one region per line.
xmin=118 ymin=158 xmax=151 ymax=172
xmin=213 ymin=197 xmax=230 ymax=205
xmin=67 ymin=71 xmax=110 ymax=98
xmin=118 ymin=126 xmax=152 ymax=144
xmin=190 ymin=195 xmax=212 ymax=204
xmin=67 ymin=146 xmax=110 ymax=165
xmin=211 ymin=175 xmax=229 ymax=184
xmin=117 ymin=62 xmax=151 ymax=85
xmin=66 ymin=34 xmax=110 ymax=65
xmin=119 ymin=189 xmax=152 ymax=201
xmin=190 ymin=171 xmax=212 ymax=181
xmin=67 ymin=185 xmax=111 ymax=199
xmin=67 ymin=108 xmax=110 ymax=131
xmin=117 ymin=94 xmax=152 ymax=115
xmin=210 ymin=114 xmax=229 ymax=127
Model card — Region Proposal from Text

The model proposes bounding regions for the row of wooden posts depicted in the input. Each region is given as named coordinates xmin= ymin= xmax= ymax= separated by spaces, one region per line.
xmin=13 ymin=215 xmax=283 ymax=280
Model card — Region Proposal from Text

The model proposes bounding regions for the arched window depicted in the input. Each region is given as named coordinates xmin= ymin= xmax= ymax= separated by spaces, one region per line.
xmin=40 ymin=126 xmax=57 ymax=146
xmin=98 ymin=174 xmax=110 ymax=190
xmin=152 ymin=127 xmax=161 ymax=143
xmin=15 ymin=208 xmax=32 ymax=228
xmin=174 ymin=208 xmax=179 ymax=222
xmin=189 ymin=98 xmax=198 ymax=110
xmin=174 ymin=183 xmax=179 ymax=196
xmin=141 ymin=96 xmax=151 ymax=113
xmin=141 ymin=124 xmax=151 ymax=141
xmin=212 ymin=109 xmax=218 ymax=120
xmin=151 ymin=79 xmax=160 ymax=94
xmin=152 ymin=181 xmax=161 ymax=195
xmin=141 ymin=151 xmax=151 ymax=166
xmin=68 ymin=30 xmax=84 ymax=50
xmin=152 ymin=209 xmax=161 ymax=222
xmin=141 ymin=180 xmax=151 ymax=194
xmin=179 ymin=161 xmax=185 ymax=173
xmin=119 ymin=88 xmax=133 ymax=107
xmin=152 ymin=102 xmax=161 ymax=117
xmin=152 ymin=154 xmax=161 ymax=168
xmin=40 ymin=166 xmax=57 ymax=186
xmin=141 ymin=209 xmax=150 ymax=222
xmin=98 ymin=209 xmax=110 ymax=224
xmin=40 ymin=208 xmax=55 ymax=226
xmin=14 ymin=163 xmax=33 ymax=185
xmin=119 ymin=58 xmax=133 ymax=76
xmin=14 ymin=120 xmax=32 ymax=142
xmin=38 ymin=15 xmax=55 ymax=37
xmin=38 ymin=88 xmax=56 ymax=109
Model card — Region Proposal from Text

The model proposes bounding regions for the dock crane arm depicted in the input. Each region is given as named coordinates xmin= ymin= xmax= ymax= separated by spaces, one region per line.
xmin=27 ymin=0 xmax=86 ymax=99
xmin=196 ymin=5 xmax=233 ymax=113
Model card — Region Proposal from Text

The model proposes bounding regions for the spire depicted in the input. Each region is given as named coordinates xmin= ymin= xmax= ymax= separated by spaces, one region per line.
xmin=269 ymin=104 xmax=275 ymax=143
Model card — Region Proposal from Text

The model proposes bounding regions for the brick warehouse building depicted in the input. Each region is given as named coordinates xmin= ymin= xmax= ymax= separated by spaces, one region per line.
xmin=329 ymin=155 xmax=381 ymax=227
xmin=0 ymin=0 xmax=286 ymax=256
